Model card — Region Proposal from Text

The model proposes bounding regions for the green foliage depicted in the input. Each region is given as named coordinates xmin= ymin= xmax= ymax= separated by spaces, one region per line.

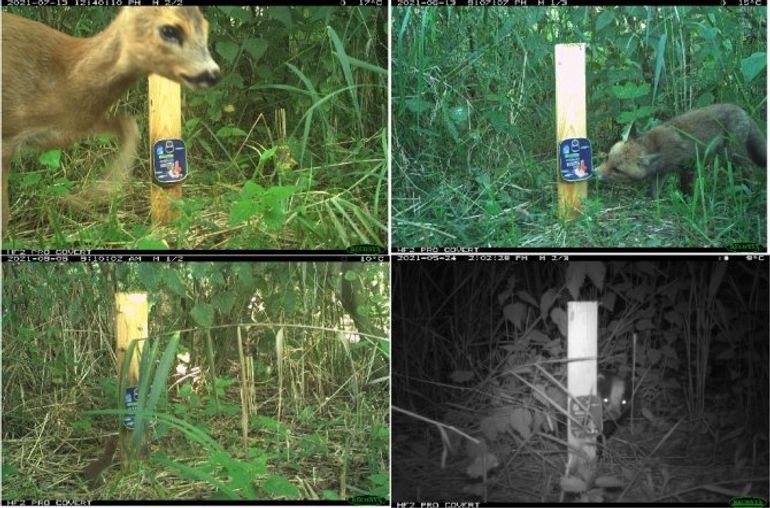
xmin=263 ymin=475 xmax=300 ymax=498
xmin=228 ymin=182 xmax=297 ymax=229
xmin=147 ymin=413 xmax=264 ymax=499
xmin=1 ymin=462 xmax=21 ymax=499
xmin=741 ymin=52 xmax=766 ymax=82
xmin=4 ymin=6 xmax=387 ymax=249
xmin=392 ymin=6 xmax=766 ymax=248
xmin=130 ymin=332 xmax=181 ymax=449
xmin=37 ymin=150 xmax=62 ymax=170
xmin=173 ymin=379 xmax=242 ymax=419
xmin=1 ymin=261 xmax=389 ymax=500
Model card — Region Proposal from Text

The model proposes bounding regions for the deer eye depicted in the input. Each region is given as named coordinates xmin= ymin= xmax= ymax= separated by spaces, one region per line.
xmin=160 ymin=25 xmax=183 ymax=45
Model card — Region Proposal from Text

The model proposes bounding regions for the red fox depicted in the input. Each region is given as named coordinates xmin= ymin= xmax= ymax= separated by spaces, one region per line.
xmin=1 ymin=8 xmax=221 ymax=234
xmin=596 ymin=104 xmax=766 ymax=195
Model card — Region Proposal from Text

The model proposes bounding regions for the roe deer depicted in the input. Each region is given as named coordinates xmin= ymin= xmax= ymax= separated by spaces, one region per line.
xmin=1 ymin=7 xmax=221 ymax=235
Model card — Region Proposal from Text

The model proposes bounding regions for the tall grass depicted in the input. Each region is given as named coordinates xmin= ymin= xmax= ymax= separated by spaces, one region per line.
xmin=392 ymin=6 xmax=766 ymax=248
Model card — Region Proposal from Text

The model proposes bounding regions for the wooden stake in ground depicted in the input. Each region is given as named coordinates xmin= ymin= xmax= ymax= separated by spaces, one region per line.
xmin=149 ymin=76 xmax=182 ymax=225
xmin=83 ymin=292 xmax=148 ymax=487
xmin=566 ymin=301 xmax=599 ymax=476
xmin=554 ymin=44 xmax=587 ymax=220
xmin=115 ymin=292 xmax=148 ymax=460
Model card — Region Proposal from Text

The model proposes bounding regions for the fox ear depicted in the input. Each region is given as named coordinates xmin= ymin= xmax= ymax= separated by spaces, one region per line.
xmin=621 ymin=122 xmax=637 ymax=142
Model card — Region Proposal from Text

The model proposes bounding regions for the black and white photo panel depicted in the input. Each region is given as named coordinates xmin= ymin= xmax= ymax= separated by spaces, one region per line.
xmin=392 ymin=255 xmax=769 ymax=504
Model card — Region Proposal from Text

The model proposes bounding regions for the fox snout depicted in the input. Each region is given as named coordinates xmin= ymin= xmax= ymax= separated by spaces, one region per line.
xmin=595 ymin=163 xmax=610 ymax=181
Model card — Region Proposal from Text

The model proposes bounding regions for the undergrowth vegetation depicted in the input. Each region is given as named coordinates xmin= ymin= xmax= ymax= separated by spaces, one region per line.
xmin=3 ymin=6 xmax=387 ymax=250
xmin=392 ymin=6 xmax=766 ymax=248
xmin=1 ymin=261 xmax=389 ymax=501
xmin=391 ymin=260 xmax=768 ymax=502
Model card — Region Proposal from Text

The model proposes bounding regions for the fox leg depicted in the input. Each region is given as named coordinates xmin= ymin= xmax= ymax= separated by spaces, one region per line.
xmin=679 ymin=171 xmax=694 ymax=194
xmin=649 ymin=174 xmax=664 ymax=198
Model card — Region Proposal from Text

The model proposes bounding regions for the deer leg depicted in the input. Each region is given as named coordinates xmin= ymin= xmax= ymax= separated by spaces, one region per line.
xmin=102 ymin=116 xmax=140 ymax=182
xmin=65 ymin=116 xmax=140 ymax=209
xmin=2 ymin=141 xmax=17 ymax=236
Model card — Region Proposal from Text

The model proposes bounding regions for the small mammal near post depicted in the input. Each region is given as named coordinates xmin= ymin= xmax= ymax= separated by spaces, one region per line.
xmin=1 ymin=7 xmax=221 ymax=235
xmin=82 ymin=435 xmax=119 ymax=488
xmin=596 ymin=104 xmax=766 ymax=196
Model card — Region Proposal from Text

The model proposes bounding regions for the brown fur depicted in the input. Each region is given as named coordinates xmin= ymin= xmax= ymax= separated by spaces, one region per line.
xmin=596 ymin=104 xmax=766 ymax=195
xmin=82 ymin=435 xmax=118 ymax=488
xmin=1 ymin=8 xmax=221 ymax=235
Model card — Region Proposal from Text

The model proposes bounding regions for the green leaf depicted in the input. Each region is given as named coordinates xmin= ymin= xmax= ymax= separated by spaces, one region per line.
xmin=482 ymin=110 xmax=509 ymax=134
xmin=163 ymin=270 xmax=187 ymax=297
xmin=135 ymin=238 xmax=169 ymax=250
xmin=595 ymin=9 xmax=614 ymax=32
xmin=269 ymin=7 xmax=293 ymax=28
xmin=210 ymin=270 xmax=225 ymax=287
xmin=741 ymin=52 xmax=766 ymax=83
xmin=216 ymin=126 xmax=249 ymax=138
xmin=2 ymin=462 xmax=18 ymax=481
xmin=243 ymin=38 xmax=268 ymax=62
xmin=609 ymin=82 xmax=650 ymax=100
xmin=369 ymin=472 xmax=389 ymax=486
xmin=376 ymin=338 xmax=389 ymax=358
xmin=442 ymin=106 xmax=460 ymax=143
xmin=252 ymin=416 xmax=288 ymax=436
xmin=134 ymin=332 xmax=180 ymax=448
xmin=211 ymin=291 xmax=236 ymax=314
xmin=20 ymin=173 xmax=43 ymax=189
xmin=345 ymin=55 xmax=387 ymax=76
xmin=153 ymin=452 xmax=238 ymax=499
xmin=262 ymin=186 xmax=296 ymax=230
xmin=234 ymin=264 xmax=255 ymax=291
xmin=38 ymin=149 xmax=61 ymax=169
xmin=240 ymin=180 xmax=264 ymax=198
xmin=263 ymin=475 xmax=299 ymax=498
xmin=228 ymin=181 xmax=266 ymax=226
xmin=651 ymin=33 xmax=667 ymax=102
xmin=617 ymin=105 xmax=657 ymax=125
xmin=217 ymin=6 xmax=250 ymax=22
xmin=191 ymin=302 xmax=214 ymax=327
xmin=229 ymin=199 xmax=260 ymax=226
xmin=263 ymin=208 xmax=285 ymax=230
xmin=322 ymin=490 xmax=342 ymax=500
xmin=216 ymin=41 xmax=240 ymax=64
xmin=264 ymin=185 xmax=296 ymax=205
xmin=327 ymin=26 xmax=360 ymax=127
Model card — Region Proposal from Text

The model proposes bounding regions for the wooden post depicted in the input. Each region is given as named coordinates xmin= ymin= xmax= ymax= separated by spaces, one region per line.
xmin=148 ymin=76 xmax=182 ymax=225
xmin=554 ymin=44 xmax=587 ymax=220
xmin=566 ymin=301 xmax=598 ymax=472
xmin=115 ymin=292 xmax=148 ymax=459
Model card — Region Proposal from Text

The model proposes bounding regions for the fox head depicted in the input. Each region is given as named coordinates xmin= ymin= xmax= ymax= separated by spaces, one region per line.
xmin=119 ymin=7 xmax=221 ymax=89
xmin=596 ymin=137 xmax=658 ymax=182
